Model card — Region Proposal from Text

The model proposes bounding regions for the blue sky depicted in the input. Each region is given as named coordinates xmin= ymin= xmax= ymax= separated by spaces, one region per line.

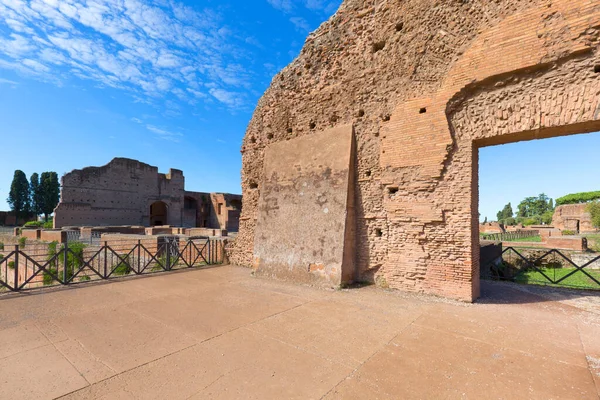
xmin=0 ymin=0 xmax=341 ymax=209
xmin=479 ymin=132 xmax=600 ymax=222
xmin=0 ymin=0 xmax=597 ymax=222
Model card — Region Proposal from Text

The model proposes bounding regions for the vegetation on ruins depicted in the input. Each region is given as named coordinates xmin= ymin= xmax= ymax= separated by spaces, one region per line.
xmin=587 ymin=201 xmax=600 ymax=229
xmin=7 ymin=170 xmax=30 ymax=218
xmin=114 ymin=255 xmax=132 ymax=276
xmin=43 ymin=241 xmax=86 ymax=285
xmin=556 ymin=191 xmax=600 ymax=206
xmin=18 ymin=237 xmax=26 ymax=248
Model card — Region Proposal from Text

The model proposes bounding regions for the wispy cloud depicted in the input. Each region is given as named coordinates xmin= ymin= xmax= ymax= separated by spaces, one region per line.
xmin=267 ymin=0 xmax=340 ymax=16
xmin=146 ymin=124 xmax=183 ymax=142
xmin=0 ymin=0 xmax=254 ymax=110
xmin=0 ymin=77 xmax=18 ymax=86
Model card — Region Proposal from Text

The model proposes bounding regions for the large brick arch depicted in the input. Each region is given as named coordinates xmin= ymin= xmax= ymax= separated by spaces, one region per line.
xmin=231 ymin=0 xmax=600 ymax=301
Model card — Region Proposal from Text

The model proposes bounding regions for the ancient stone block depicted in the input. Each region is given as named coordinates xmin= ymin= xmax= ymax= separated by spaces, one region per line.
xmin=253 ymin=125 xmax=355 ymax=286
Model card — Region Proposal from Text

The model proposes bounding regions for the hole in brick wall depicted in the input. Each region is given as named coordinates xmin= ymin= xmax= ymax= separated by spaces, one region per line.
xmin=374 ymin=131 xmax=380 ymax=137
xmin=249 ymin=182 xmax=258 ymax=190
xmin=388 ymin=186 xmax=398 ymax=194
xmin=267 ymin=133 xmax=273 ymax=139
xmin=309 ymin=122 xmax=316 ymax=129
xmin=250 ymin=136 xmax=256 ymax=143
xmin=330 ymin=114 xmax=339 ymax=123
xmin=372 ymin=40 xmax=386 ymax=53
xmin=357 ymin=109 xmax=365 ymax=117
xmin=366 ymin=170 xmax=372 ymax=177
xmin=419 ymin=107 xmax=427 ymax=114
xmin=595 ymin=65 xmax=600 ymax=73
xmin=395 ymin=22 xmax=404 ymax=32
xmin=375 ymin=228 xmax=383 ymax=237
xmin=381 ymin=114 xmax=391 ymax=122
xmin=287 ymin=127 xmax=293 ymax=133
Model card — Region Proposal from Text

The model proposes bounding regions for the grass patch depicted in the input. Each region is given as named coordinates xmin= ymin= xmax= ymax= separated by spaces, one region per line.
xmin=583 ymin=234 xmax=600 ymax=252
xmin=515 ymin=267 xmax=600 ymax=289
xmin=503 ymin=235 xmax=542 ymax=243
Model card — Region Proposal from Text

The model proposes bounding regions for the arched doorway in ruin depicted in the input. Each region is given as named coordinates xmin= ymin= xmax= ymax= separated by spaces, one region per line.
xmin=150 ymin=201 xmax=168 ymax=226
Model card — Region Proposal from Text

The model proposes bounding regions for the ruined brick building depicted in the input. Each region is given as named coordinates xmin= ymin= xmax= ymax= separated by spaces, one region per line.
xmin=552 ymin=204 xmax=595 ymax=233
xmin=53 ymin=158 xmax=241 ymax=231
xmin=229 ymin=0 xmax=600 ymax=302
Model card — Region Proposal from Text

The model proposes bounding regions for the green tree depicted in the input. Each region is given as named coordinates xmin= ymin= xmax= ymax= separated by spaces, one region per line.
xmin=496 ymin=202 xmax=513 ymax=223
xmin=29 ymin=173 xmax=43 ymax=217
xmin=548 ymin=198 xmax=554 ymax=211
xmin=40 ymin=172 xmax=60 ymax=222
xmin=588 ymin=201 xmax=600 ymax=229
xmin=7 ymin=170 xmax=30 ymax=218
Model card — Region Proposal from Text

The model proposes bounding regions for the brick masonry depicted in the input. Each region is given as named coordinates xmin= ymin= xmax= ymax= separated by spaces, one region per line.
xmin=552 ymin=204 xmax=594 ymax=233
xmin=53 ymin=158 xmax=241 ymax=231
xmin=230 ymin=0 xmax=600 ymax=301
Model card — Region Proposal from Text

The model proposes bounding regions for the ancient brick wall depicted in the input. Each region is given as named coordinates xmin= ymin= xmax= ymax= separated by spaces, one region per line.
xmin=552 ymin=204 xmax=595 ymax=233
xmin=230 ymin=0 xmax=600 ymax=301
xmin=183 ymin=191 xmax=242 ymax=231
xmin=54 ymin=158 xmax=185 ymax=228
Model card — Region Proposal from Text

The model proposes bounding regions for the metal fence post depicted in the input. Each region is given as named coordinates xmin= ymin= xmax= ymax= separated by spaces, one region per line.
xmin=137 ymin=240 xmax=141 ymax=273
xmin=63 ymin=240 xmax=69 ymax=284
xmin=13 ymin=245 xmax=19 ymax=290
xmin=207 ymin=239 xmax=211 ymax=265
xmin=166 ymin=241 xmax=171 ymax=271
xmin=103 ymin=241 xmax=108 ymax=278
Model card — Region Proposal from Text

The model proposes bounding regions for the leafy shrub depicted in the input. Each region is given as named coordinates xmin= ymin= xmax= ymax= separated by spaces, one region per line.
xmin=79 ymin=275 xmax=91 ymax=282
xmin=0 ymin=242 xmax=4 ymax=251
xmin=43 ymin=268 xmax=58 ymax=285
xmin=504 ymin=217 xmax=516 ymax=226
xmin=0 ymin=254 xmax=4 ymax=261
xmin=8 ymin=261 xmax=15 ymax=270
xmin=18 ymin=237 xmax=26 ymax=248
xmin=556 ymin=191 xmax=600 ymax=206
xmin=562 ymin=230 xmax=577 ymax=236
xmin=114 ymin=255 xmax=132 ymax=276
xmin=23 ymin=221 xmax=43 ymax=228
xmin=43 ymin=221 xmax=53 ymax=229
xmin=587 ymin=201 xmax=600 ymax=229
xmin=43 ymin=242 xmax=87 ymax=285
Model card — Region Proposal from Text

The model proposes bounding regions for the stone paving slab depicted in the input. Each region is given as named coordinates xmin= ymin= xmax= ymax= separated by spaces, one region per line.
xmin=0 ymin=265 xmax=598 ymax=399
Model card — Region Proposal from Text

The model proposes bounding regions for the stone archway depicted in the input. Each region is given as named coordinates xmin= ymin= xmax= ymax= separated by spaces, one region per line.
xmin=150 ymin=201 xmax=168 ymax=226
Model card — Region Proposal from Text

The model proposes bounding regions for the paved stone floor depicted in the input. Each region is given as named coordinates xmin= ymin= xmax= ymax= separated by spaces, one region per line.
xmin=0 ymin=265 xmax=599 ymax=399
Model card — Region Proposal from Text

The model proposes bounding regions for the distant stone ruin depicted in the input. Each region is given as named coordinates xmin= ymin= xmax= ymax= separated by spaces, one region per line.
xmin=53 ymin=158 xmax=241 ymax=231
xmin=230 ymin=0 xmax=600 ymax=301
xmin=552 ymin=204 xmax=594 ymax=233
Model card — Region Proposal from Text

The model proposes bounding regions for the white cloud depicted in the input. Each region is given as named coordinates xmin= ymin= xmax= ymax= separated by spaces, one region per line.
xmin=146 ymin=124 xmax=183 ymax=142
xmin=209 ymin=88 xmax=245 ymax=108
xmin=0 ymin=77 xmax=18 ymax=85
xmin=267 ymin=0 xmax=293 ymax=13
xmin=0 ymin=0 xmax=253 ymax=110
xmin=290 ymin=17 xmax=311 ymax=32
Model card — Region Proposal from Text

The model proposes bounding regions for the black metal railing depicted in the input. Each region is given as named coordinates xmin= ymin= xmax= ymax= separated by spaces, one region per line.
xmin=481 ymin=230 xmax=540 ymax=242
xmin=0 ymin=237 xmax=225 ymax=293
xmin=484 ymin=246 xmax=600 ymax=289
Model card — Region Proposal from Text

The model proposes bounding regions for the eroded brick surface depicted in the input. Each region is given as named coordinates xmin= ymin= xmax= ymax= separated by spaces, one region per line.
xmin=230 ymin=0 xmax=600 ymax=301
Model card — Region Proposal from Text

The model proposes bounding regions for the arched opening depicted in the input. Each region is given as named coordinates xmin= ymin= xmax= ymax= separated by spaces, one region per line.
xmin=150 ymin=201 xmax=168 ymax=226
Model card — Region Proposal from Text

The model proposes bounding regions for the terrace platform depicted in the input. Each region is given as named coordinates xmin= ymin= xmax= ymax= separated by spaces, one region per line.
xmin=0 ymin=265 xmax=599 ymax=399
